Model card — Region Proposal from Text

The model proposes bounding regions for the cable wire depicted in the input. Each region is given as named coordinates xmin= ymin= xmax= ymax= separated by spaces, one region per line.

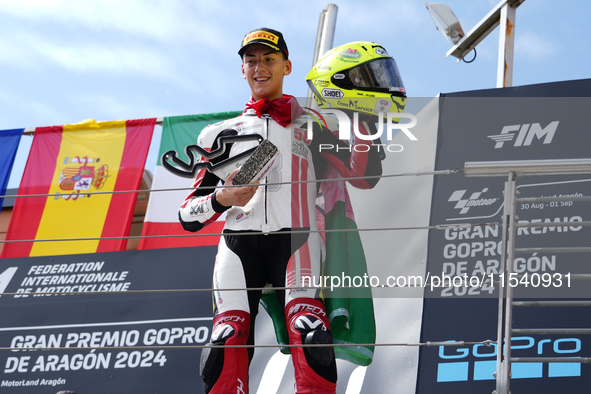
xmin=0 ymin=221 xmax=498 ymax=244
xmin=0 ymin=168 xmax=459 ymax=200
xmin=0 ymin=340 xmax=496 ymax=352
xmin=0 ymin=166 xmax=483 ymax=354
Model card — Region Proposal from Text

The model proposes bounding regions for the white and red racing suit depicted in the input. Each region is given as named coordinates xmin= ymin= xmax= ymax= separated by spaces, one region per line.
xmin=179 ymin=96 xmax=381 ymax=394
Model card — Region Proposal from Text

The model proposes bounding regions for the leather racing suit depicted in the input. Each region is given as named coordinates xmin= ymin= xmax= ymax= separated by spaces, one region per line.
xmin=179 ymin=98 xmax=381 ymax=393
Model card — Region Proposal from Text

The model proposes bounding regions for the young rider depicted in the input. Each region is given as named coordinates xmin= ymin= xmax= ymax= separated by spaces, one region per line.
xmin=179 ymin=29 xmax=386 ymax=393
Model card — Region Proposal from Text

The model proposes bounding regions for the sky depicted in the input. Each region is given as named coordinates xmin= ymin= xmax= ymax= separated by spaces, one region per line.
xmin=2 ymin=0 xmax=590 ymax=188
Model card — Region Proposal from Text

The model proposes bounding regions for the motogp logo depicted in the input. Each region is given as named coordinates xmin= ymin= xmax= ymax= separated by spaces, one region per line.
xmin=448 ymin=188 xmax=498 ymax=214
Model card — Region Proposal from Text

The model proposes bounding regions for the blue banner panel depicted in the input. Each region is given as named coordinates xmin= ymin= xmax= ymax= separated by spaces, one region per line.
xmin=0 ymin=247 xmax=216 ymax=393
xmin=417 ymin=79 xmax=591 ymax=394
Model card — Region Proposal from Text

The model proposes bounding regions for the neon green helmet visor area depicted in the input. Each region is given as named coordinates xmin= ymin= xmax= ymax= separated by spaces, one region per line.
xmin=305 ymin=41 xmax=407 ymax=117
xmin=333 ymin=58 xmax=406 ymax=96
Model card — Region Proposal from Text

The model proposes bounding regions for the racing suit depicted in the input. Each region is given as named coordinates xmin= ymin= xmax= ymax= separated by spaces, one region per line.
xmin=179 ymin=96 xmax=381 ymax=393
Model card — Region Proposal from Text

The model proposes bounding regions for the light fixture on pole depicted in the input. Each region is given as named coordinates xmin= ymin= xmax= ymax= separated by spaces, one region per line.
xmin=425 ymin=0 xmax=526 ymax=88
xmin=425 ymin=3 xmax=465 ymax=46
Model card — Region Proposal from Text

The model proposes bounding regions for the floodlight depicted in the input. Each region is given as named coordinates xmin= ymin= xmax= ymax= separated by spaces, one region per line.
xmin=425 ymin=2 xmax=465 ymax=46
xmin=425 ymin=0 xmax=526 ymax=87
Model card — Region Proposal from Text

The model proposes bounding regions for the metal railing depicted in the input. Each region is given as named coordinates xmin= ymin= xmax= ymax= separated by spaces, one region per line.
xmin=464 ymin=158 xmax=591 ymax=394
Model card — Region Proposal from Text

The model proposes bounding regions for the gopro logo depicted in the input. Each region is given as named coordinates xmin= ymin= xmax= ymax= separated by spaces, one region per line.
xmin=438 ymin=337 xmax=581 ymax=382
xmin=488 ymin=121 xmax=559 ymax=149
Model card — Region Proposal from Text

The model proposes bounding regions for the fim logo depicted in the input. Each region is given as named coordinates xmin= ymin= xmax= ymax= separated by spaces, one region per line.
xmin=488 ymin=121 xmax=559 ymax=149
xmin=448 ymin=188 xmax=498 ymax=214
xmin=0 ymin=267 xmax=18 ymax=298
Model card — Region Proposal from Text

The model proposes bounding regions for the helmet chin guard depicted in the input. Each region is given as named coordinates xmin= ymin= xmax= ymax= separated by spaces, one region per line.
xmin=306 ymin=41 xmax=407 ymax=119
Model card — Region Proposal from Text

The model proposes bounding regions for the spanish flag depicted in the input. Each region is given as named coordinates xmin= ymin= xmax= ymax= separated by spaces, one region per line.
xmin=0 ymin=118 xmax=155 ymax=258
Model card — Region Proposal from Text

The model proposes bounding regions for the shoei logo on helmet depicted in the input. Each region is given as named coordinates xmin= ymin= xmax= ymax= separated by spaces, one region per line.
xmin=375 ymin=48 xmax=388 ymax=56
xmin=340 ymin=48 xmax=361 ymax=59
xmin=321 ymin=88 xmax=344 ymax=99
xmin=333 ymin=73 xmax=345 ymax=80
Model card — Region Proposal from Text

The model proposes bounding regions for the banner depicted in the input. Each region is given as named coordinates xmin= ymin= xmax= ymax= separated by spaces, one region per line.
xmin=0 ymin=119 xmax=155 ymax=258
xmin=138 ymin=111 xmax=241 ymax=250
xmin=417 ymin=79 xmax=591 ymax=393
xmin=0 ymin=247 xmax=215 ymax=393
xmin=0 ymin=246 xmax=382 ymax=393
xmin=0 ymin=129 xmax=23 ymax=209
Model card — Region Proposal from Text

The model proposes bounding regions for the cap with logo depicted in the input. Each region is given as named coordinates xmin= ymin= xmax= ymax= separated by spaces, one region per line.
xmin=238 ymin=28 xmax=289 ymax=59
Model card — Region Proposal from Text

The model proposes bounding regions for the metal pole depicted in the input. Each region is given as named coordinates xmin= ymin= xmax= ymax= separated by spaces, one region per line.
xmin=306 ymin=4 xmax=338 ymax=108
xmin=463 ymin=158 xmax=591 ymax=392
xmin=495 ymin=172 xmax=517 ymax=394
xmin=310 ymin=8 xmax=326 ymax=70
xmin=497 ymin=2 xmax=516 ymax=87
xmin=317 ymin=4 xmax=338 ymax=60
xmin=464 ymin=158 xmax=591 ymax=177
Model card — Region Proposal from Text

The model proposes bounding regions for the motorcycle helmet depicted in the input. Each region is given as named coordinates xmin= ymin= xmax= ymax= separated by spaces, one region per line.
xmin=306 ymin=41 xmax=406 ymax=118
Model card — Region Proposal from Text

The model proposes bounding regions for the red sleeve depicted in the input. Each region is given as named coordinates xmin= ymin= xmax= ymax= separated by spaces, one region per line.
xmin=319 ymin=120 xmax=382 ymax=189
xmin=179 ymin=151 xmax=228 ymax=232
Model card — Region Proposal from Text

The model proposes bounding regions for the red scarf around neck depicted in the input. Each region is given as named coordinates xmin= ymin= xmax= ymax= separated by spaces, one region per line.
xmin=244 ymin=95 xmax=303 ymax=127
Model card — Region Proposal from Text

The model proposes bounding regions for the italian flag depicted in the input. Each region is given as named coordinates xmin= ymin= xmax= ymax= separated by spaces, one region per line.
xmin=1 ymin=119 xmax=155 ymax=258
xmin=138 ymin=112 xmax=242 ymax=250
xmin=260 ymin=166 xmax=377 ymax=366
